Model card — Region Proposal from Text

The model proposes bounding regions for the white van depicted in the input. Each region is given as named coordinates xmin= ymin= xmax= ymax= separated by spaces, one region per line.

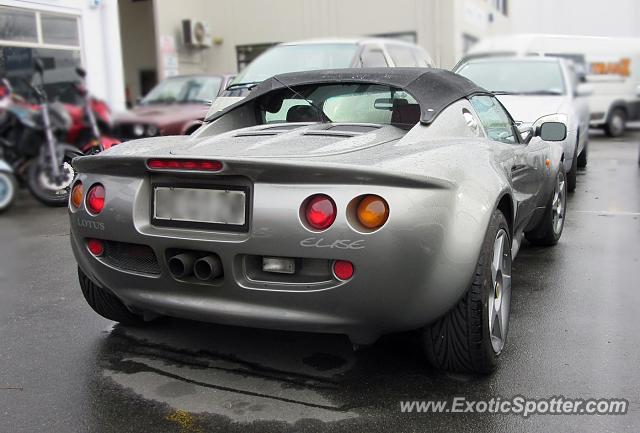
xmin=458 ymin=34 xmax=640 ymax=137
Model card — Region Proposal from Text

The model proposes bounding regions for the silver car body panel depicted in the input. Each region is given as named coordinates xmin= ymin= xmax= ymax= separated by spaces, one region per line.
xmin=70 ymin=80 xmax=562 ymax=344
xmin=455 ymin=57 xmax=590 ymax=173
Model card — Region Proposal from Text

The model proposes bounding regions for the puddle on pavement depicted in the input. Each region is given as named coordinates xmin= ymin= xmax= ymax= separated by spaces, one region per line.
xmin=94 ymin=318 xmax=479 ymax=425
xmin=98 ymin=319 xmax=362 ymax=423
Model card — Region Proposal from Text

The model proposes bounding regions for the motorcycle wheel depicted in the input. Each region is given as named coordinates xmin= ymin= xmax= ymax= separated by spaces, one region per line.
xmin=27 ymin=144 xmax=83 ymax=207
xmin=0 ymin=171 xmax=17 ymax=213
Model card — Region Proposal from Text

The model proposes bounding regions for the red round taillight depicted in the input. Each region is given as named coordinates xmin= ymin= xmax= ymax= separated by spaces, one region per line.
xmin=87 ymin=239 xmax=105 ymax=256
xmin=86 ymin=184 xmax=105 ymax=214
xmin=333 ymin=260 xmax=354 ymax=281
xmin=304 ymin=194 xmax=336 ymax=230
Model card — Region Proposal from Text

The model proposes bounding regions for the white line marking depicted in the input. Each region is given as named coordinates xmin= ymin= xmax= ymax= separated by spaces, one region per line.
xmin=574 ymin=210 xmax=640 ymax=216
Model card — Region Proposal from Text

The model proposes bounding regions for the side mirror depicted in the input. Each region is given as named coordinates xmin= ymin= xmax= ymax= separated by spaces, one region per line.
xmin=75 ymin=66 xmax=87 ymax=78
xmin=518 ymin=124 xmax=534 ymax=144
xmin=576 ymin=83 xmax=593 ymax=97
xmin=537 ymin=122 xmax=567 ymax=142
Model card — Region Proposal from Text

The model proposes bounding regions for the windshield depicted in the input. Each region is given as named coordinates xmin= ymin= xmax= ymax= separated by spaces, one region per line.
xmin=457 ymin=61 xmax=566 ymax=95
xmin=257 ymin=83 xmax=420 ymax=127
xmin=231 ymin=43 xmax=359 ymax=86
xmin=141 ymin=76 xmax=222 ymax=105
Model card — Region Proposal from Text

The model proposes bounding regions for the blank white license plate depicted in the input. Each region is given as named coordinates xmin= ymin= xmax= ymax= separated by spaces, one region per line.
xmin=154 ymin=187 xmax=246 ymax=225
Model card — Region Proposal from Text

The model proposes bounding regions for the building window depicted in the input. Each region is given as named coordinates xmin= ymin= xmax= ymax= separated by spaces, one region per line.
xmin=0 ymin=6 xmax=38 ymax=43
xmin=488 ymin=0 xmax=508 ymax=15
xmin=0 ymin=6 xmax=81 ymax=104
xmin=236 ymin=43 xmax=277 ymax=72
xmin=463 ymin=34 xmax=479 ymax=54
xmin=371 ymin=31 xmax=417 ymax=44
xmin=41 ymin=13 xmax=80 ymax=46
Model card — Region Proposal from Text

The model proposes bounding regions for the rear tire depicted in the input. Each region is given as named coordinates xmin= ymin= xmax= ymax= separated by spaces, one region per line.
xmin=525 ymin=165 xmax=567 ymax=246
xmin=577 ymin=140 xmax=588 ymax=168
xmin=424 ymin=209 xmax=511 ymax=374
xmin=567 ymin=148 xmax=577 ymax=193
xmin=0 ymin=171 xmax=17 ymax=214
xmin=27 ymin=145 xmax=83 ymax=207
xmin=604 ymin=108 xmax=626 ymax=137
xmin=78 ymin=267 xmax=146 ymax=325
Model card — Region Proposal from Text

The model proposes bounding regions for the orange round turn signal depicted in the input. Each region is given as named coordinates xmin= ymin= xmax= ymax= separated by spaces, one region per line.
xmin=356 ymin=195 xmax=389 ymax=229
xmin=70 ymin=181 xmax=83 ymax=209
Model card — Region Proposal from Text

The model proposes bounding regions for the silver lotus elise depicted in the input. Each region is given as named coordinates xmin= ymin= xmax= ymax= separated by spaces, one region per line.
xmin=69 ymin=69 xmax=568 ymax=374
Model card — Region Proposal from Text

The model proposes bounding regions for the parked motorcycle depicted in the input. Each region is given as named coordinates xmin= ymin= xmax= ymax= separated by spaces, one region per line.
xmin=66 ymin=67 xmax=120 ymax=154
xmin=0 ymin=83 xmax=17 ymax=213
xmin=0 ymin=60 xmax=83 ymax=207
xmin=0 ymin=156 xmax=17 ymax=214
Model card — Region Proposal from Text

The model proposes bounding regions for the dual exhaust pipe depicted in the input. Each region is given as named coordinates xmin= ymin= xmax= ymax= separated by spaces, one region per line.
xmin=168 ymin=253 xmax=223 ymax=281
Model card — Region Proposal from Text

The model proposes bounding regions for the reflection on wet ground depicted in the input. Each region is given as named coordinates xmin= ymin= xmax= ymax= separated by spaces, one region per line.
xmin=91 ymin=319 xmax=491 ymax=431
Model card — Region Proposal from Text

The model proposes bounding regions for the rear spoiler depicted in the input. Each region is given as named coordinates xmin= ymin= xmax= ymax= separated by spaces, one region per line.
xmin=72 ymin=155 xmax=453 ymax=190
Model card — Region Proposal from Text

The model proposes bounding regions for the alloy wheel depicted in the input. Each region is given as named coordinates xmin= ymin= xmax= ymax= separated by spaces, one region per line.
xmin=610 ymin=113 xmax=625 ymax=136
xmin=38 ymin=162 xmax=75 ymax=194
xmin=488 ymin=228 xmax=512 ymax=354
xmin=552 ymin=170 xmax=567 ymax=235
xmin=0 ymin=172 xmax=14 ymax=208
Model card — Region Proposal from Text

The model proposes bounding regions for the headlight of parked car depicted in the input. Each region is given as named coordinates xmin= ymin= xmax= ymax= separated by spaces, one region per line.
xmin=146 ymin=124 xmax=159 ymax=136
xmin=132 ymin=124 xmax=145 ymax=137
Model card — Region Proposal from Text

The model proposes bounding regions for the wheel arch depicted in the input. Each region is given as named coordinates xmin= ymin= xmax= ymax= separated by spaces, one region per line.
xmin=607 ymin=101 xmax=629 ymax=120
xmin=496 ymin=193 xmax=514 ymax=237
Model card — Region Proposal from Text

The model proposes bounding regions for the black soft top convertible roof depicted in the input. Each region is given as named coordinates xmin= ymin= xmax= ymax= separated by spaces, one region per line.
xmin=207 ymin=68 xmax=490 ymax=125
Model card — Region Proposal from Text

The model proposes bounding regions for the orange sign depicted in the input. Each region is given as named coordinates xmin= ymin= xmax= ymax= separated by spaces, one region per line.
xmin=590 ymin=58 xmax=631 ymax=77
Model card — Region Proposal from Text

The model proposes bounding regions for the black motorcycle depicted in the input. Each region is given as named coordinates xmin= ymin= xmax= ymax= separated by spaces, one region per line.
xmin=0 ymin=60 xmax=83 ymax=207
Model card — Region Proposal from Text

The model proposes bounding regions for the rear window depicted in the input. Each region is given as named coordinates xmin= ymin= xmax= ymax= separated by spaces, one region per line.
xmin=458 ymin=60 xmax=566 ymax=95
xmin=141 ymin=76 xmax=222 ymax=104
xmin=259 ymin=83 xmax=420 ymax=127
xmin=231 ymin=44 xmax=358 ymax=85
xmin=387 ymin=45 xmax=417 ymax=67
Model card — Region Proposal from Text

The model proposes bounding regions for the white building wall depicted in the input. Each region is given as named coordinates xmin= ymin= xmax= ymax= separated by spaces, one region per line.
xmin=510 ymin=0 xmax=640 ymax=37
xmin=119 ymin=0 xmax=157 ymax=101
xmin=150 ymin=0 xmax=511 ymax=77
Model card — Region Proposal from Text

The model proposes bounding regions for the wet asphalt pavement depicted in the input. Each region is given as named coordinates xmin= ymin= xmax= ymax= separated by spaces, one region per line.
xmin=1 ymin=133 xmax=639 ymax=433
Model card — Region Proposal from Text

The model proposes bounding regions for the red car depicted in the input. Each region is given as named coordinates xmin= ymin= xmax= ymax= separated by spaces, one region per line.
xmin=114 ymin=74 xmax=234 ymax=140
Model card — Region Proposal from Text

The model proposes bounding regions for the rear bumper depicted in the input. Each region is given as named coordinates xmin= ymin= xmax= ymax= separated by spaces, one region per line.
xmin=70 ymin=174 xmax=486 ymax=344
